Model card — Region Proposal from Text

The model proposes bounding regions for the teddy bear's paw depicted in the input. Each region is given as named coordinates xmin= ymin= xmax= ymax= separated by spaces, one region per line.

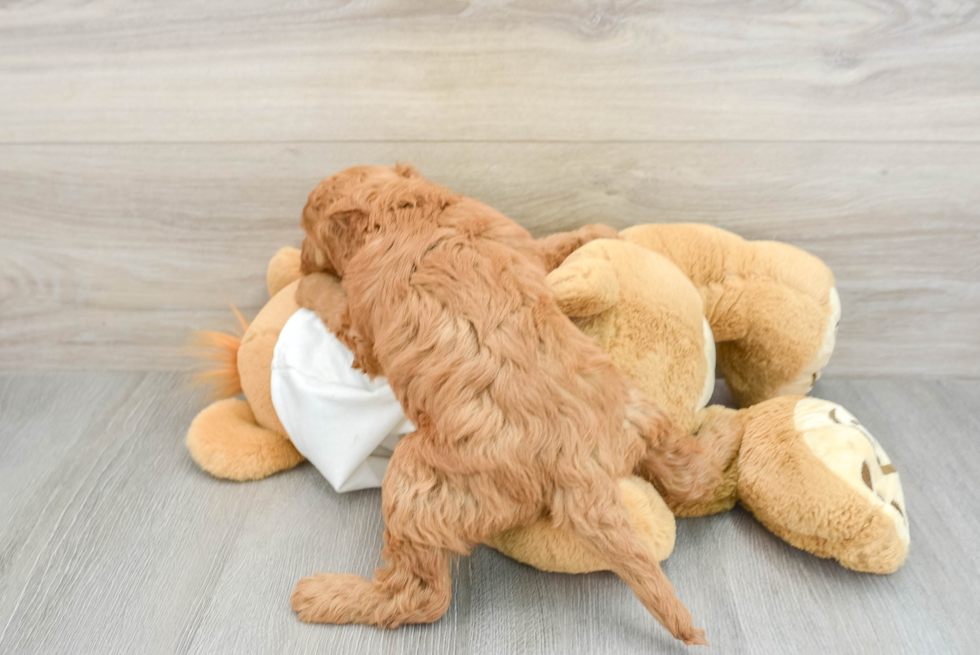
xmin=778 ymin=287 xmax=841 ymax=397
xmin=794 ymin=398 xmax=909 ymax=556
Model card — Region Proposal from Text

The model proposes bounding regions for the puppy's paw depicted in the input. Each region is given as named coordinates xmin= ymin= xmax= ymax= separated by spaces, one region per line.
xmin=290 ymin=574 xmax=328 ymax=623
xmin=290 ymin=573 xmax=368 ymax=624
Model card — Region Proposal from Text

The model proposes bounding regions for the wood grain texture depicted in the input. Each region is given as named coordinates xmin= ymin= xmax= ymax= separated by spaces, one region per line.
xmin=1 ymin=373 xmax=978 ymax=654
xmin=1 ymin=143 xmax=978 ymax=373
xmin=2 ymin=0 xmax=980 ymax=143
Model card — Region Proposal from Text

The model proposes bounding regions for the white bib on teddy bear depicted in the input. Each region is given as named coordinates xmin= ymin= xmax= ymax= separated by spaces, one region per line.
xmin=270 ymin=308 xmax=414 ymax=493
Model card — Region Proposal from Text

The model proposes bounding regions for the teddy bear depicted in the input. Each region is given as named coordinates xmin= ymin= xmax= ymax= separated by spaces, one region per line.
xmin=530 ymin=232 xmax=908 ymax=574
xmin=188 ymin=230 xmax=907 ymax=576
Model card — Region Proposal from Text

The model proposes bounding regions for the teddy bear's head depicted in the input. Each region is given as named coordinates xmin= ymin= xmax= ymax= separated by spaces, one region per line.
xmin=547 ymin=239 xmax=716 ymax=433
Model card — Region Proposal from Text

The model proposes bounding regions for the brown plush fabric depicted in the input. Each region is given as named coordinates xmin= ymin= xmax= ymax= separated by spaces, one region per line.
xmin=186 ymin=275 xmax=309 ymax=481
xmin=186 ymin=398 xmax=304 ymax=481
xmin=737 ymin=396 xmax=907 ymax=574
xmin=541 ymin=230 xmax=907 ymax=575
xmin=621 ymin=224 xmax=836 ymax=407
xmin=237 ymin=279 xmax=302 ymax=437
xmin=266 ymin=246 xmax=303 ymax=297
xmin=548 ymin=240 xmax=709 ymax=434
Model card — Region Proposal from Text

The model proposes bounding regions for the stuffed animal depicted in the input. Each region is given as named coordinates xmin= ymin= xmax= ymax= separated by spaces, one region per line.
xmin=620 ymin=224 xmax=842 ymax=408
xmin=530 ymin=232 xmax=908 ymax=574
xmin=189 ymin=225 xmax=908 ymax=576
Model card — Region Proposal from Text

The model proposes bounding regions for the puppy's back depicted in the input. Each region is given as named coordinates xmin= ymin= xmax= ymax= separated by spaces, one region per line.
xmin=352 ymin=198 xmax=637 ymax=482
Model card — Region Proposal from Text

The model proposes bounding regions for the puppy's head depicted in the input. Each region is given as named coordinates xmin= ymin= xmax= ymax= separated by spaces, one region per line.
xmin=300 ymin=163 xmax=424 ymax=276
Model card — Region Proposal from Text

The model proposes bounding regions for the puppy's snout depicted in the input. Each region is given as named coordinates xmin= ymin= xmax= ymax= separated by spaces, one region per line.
xmin=300 ymin=239 xmax=332 ymax=275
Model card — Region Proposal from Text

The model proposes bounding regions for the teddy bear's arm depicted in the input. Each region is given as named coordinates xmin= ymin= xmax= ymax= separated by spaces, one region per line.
xmin=546 ymin=257 xmax=620 ymax=317
xmin=266 ymin=247 xmax=304 ymax=298
xmin=533 ymin=224 xmax=620 ymax=272
xmin=621 ymin=224 xmax=840 ymax=406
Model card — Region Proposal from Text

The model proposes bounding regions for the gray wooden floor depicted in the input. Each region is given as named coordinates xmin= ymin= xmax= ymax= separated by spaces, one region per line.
xmin=1 ymin=373 xmax=977 ymax=654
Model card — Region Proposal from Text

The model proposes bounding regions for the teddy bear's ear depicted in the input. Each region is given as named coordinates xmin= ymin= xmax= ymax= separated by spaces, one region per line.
xmin=546 ymin=257 xmax=620 ymax=317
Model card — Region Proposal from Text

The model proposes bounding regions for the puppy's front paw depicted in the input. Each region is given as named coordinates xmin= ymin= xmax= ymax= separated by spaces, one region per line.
xmin=291 ymin=573 xmax=339 ymax=623
xmin=290 ymin=573 xmax=370 ymax=624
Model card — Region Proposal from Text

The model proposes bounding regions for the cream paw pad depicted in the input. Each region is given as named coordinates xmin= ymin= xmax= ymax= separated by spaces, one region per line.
xmin=791 ymin=397 xmax=909 ymax=571
xmin=736 ymin=395 xmax=909 ymax=574
xmin=793 ymin=398 xmax=908 ymax=545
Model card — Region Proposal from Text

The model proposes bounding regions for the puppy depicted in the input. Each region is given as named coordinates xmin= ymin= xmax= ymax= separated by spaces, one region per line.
xmin=290 ymin=164 xmax=717 ymax=645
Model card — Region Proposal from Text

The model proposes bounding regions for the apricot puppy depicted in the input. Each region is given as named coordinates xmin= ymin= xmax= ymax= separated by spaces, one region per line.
xmin=290 ymin=164 xmax=717 ymax=645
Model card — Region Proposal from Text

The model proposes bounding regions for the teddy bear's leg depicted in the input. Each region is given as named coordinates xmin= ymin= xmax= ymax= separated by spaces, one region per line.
xmin=770 ymin=286 xmax=840 ymax=396
xmin=715 ymin=283 xmax=840 ymax=407
xmin=736 ymin=396 xmax=909 ymax=574
xmin=187 ymin=398 xmax=305 ymax=481
xmin=266 ymin=247 xmax=303 ymax=298
xmin=665 ymin=405 xmax=746 ymax=517
xmin=485 ymin=477 xmax=677 ymax=572
xmin=621 ymin=224 xmax=839 ymax=407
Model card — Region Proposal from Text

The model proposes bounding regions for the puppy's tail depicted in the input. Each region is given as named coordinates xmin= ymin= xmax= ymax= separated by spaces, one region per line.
xmin=627 ymin=390 xmax=723 ymax=510
xmin=187 ymin=306 xmax=249 ymax=400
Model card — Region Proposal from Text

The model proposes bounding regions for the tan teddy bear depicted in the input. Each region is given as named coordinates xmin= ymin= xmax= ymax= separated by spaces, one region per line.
xmin=525 ymin=235 xmax=908 ymax=574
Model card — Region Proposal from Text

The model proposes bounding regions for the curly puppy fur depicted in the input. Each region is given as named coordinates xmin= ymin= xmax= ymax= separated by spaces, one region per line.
xmin=291 ymin=164 xmax=718 ymax=645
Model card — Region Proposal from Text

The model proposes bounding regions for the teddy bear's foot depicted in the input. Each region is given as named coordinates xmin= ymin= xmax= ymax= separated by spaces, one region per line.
xmin=187 ymin=398 xmax=305 ymax=481
xmin=775 ymin=287 xmax=841 ymax=397
xmin=737 ymin=396 xmax=908 ymax=574
xmin=716 ymin=284 xmax=841 ymax=408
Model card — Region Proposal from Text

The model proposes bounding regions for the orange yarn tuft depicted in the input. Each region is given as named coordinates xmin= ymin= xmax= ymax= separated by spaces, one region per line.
xmin=188 ymin=306 xmax=250 ymax=400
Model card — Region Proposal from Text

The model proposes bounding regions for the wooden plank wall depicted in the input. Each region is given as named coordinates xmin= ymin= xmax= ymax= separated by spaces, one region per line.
xmin=1 ymin=1 xmax=978 ymax=375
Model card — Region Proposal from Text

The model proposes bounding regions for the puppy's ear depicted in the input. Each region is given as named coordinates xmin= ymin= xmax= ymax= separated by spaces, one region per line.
xmin=323 ymin=208 xmax=368 ymax=240
xmin=301 ymin=197 xmax=372 ymax=275
xmin=547 ymin=256 xmax=620 ymax=317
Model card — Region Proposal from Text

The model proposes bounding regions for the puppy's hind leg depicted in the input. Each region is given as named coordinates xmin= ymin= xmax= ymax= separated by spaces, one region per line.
xmin=557 ymin=478 xmax=708 ymax=646
xmin=291 ymin=535 xmax=452 ymax=627
xmin=291 ymin=431 xmax=455 ymax=628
